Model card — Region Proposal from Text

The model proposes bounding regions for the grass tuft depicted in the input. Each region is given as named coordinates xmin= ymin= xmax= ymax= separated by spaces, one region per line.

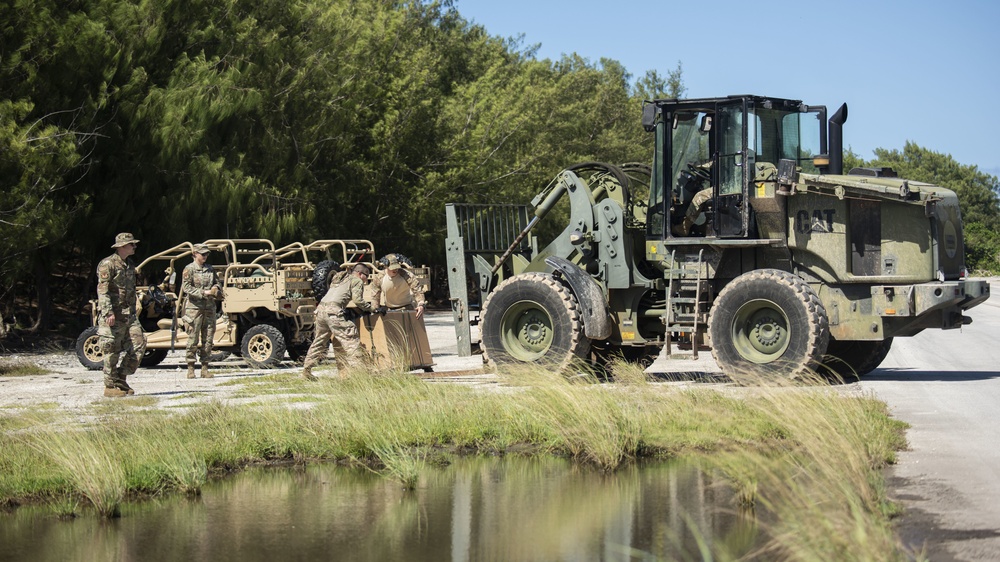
xmin=0 ymin=359 xmax=49 ymax=377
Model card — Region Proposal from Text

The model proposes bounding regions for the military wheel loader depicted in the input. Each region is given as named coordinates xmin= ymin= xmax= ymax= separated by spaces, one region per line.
xmin=446 ymin=94 xmax=990 ymax=378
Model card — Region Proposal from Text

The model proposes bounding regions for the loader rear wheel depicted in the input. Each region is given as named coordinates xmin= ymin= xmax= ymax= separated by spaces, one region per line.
xmin=824 ymin=338 xmax=893 ymax=378
xmin=241 ymin=324 xmax=286 ymax=369
xmin=709 ymin=269 xmax=829 ymax=381
xmin=480 ymin=273 xmax=589 ymax=370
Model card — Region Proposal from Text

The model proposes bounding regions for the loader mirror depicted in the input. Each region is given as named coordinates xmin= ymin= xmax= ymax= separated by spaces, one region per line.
xmin=641 ymin=103 xmax=657 ymax=132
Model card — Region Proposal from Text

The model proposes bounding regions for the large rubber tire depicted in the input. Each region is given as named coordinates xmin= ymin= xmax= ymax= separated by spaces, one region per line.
xmin=76 ymin=326 xmax=103 ymax=370
xmin=76 ymin=326 xmax=167 ymax=369
xmin=311 ymin=259 xmax=341 ymax=301
xmin=240 ymin=324 xmax=287 ymax=368
xmin=824 ymin=338 xmax=893 ymax=378
xmin=286 ymin=342 xmax=310 ymax=362
xmin=708 ymin=269 xmax=829 ymax=380
xmin=480 ymin=272 xmax=589 ymax=370
xmin=140 ymin=348 xmax=168 ymax=367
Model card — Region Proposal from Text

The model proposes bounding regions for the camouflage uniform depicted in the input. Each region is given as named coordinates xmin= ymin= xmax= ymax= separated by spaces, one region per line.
xmin=181 ymin=247 xmax=222 ymax=376
xmin=96 ymin=234 xmax=146 ymax=393
xmin=302 ymin=267 xmax=373 ymax=378
xmin=369 ymin=265 xmax=426 ymax=311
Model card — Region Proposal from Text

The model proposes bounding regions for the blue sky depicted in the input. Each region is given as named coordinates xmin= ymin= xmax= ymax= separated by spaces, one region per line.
xmin=455 ymin=0 xmax=1000 ymax=176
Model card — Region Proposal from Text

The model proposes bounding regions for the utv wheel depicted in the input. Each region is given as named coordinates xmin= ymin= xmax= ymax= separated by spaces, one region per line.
xmin=708 ymin=269 xmax=829 ymax=380
xmin=209 ymin=351 xmax=232 ymax=363
xmin=286 ymin=342 xmax=310 ymax=362
xmin=75 ymin=326 xmax=104 ymax=370
xmin=241 ymin=324 xmax=287 ymax=368
xmin=480 ymin=272 xmax=589 ymax=370
xmin=140 ymin=348 xmax=169 ymax=367
xmin=311 ymin=259 xmax=341 ymax=301
xmin=824 ymin=338 xmax=893 ymax=378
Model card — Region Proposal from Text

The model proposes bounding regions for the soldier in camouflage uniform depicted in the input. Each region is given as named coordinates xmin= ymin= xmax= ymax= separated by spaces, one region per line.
xmin=301 ymin=264 xmax=374 ymax=380
xmin=369 ymin=254 xmax=427 ymax=318
xmin=96 ymin=233 xmax=146 ymax=397
xmin=181 ymin=244 xmax=223 ymax=379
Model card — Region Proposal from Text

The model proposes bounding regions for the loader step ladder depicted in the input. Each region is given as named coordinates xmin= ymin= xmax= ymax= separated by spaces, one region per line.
xmin=664 ymin=249 xmax=708 ymax=359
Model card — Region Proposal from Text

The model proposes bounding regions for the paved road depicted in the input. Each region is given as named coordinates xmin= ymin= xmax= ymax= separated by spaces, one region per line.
xmin=860 ymin=284 xmax=1000 ymax=561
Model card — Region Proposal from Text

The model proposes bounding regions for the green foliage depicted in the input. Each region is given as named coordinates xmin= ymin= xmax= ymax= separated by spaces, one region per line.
xmin=1 ymin=0 xmax=680 ymax=327
xmin=633 ymin=60 xmax=687 ymax=100
xmin=0 ymin=99 xmax=88 ymax=287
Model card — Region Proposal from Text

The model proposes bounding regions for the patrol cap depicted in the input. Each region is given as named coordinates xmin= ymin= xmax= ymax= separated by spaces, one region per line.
xmin=193 ymin=244 xmax=211 ymax=255
xmin=112 ymin=233 xmax=140 ymax=248
xmin=387 ymin=261 xmax=402 ymax=271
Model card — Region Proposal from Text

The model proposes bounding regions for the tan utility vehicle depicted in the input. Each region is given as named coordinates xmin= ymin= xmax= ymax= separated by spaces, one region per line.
xmin=76 ymin=239 xmax=372 ymax=369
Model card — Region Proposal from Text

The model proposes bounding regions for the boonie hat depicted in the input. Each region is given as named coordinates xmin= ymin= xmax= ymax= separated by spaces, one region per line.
xmin=112 ymin=233 xmax=140 ymax=248
xmin=193 ymin=244 xmax=211 ymax=255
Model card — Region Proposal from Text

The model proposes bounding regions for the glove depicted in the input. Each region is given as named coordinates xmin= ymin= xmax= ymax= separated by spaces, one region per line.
xmin=375 ymin=306 xmax=388 ymax=315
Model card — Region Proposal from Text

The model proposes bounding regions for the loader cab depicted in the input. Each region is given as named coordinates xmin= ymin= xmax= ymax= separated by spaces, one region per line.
xmin=643 ymin=96 xmax=828 ymax=240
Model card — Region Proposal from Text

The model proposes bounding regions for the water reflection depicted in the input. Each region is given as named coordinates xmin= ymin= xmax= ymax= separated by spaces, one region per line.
xmin=0 ymin=457 xmax=760 ymax=561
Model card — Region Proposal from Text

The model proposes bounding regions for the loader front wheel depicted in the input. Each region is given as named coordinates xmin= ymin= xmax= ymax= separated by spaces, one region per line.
xmin=480 ymin=273 xmax=589 ymax=370
xmin=709 ymin=269 xmax=829 ymax=381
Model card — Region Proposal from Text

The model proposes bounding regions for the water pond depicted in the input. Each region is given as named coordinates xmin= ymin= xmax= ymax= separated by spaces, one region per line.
xmin=0 ymin=456 xmax=761 ymax=561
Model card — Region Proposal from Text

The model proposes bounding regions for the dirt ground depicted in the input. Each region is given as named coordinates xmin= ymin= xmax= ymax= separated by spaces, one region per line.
xmin=0 ymin=311 xmax=492 ymax=414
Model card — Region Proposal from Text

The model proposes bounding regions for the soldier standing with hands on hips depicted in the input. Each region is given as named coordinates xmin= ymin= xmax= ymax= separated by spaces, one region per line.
xmin=301 ymin=264 xmax=374 ymax=380
xmin=182 ymin=244 xmax=223 ymax=379
xmin=96 ymin=233 xmax=146 ymax=397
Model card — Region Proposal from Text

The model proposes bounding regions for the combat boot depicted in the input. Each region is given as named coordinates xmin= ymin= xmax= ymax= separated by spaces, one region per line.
xmin=302 ymin=366 xmax=317 ymax=381
xmin=187 ymin=362 xmax=196 ymax=379
xmin=104 ymin=387 xmax=129 ymax=398
xmin=200 ymin=363 xmax=213 ymax=378
xmin=114 ymin=371 xmax=134 ymax=395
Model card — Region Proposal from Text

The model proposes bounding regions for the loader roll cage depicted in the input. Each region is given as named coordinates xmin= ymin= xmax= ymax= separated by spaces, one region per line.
xmin=642 ymin=95 xmax=830 ymax=240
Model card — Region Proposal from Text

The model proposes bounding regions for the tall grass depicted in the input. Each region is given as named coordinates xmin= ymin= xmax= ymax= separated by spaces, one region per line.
xmin=24 ymin=423 xmax=128 ymax=518
xmin=698 ymin=370 xmax=908 ymax=561
xmin=1 ymin=362 xmax=910 ymax=559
